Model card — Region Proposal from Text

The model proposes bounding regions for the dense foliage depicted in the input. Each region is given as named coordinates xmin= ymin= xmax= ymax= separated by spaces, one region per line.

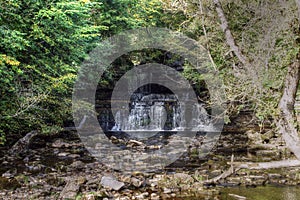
xmin=0 ymin=0 xmax=169 ymax=144
xmin=1 ymin=0 xmax=299 ymax=145
xmin=163 ymin=0 xmax=300 ymax=127
xmin=0 ymin=0 xmax=105 ymax=143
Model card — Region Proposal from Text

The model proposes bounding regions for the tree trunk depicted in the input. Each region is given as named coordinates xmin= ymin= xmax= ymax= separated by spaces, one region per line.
xmin=276 ymin=58 xmax=300 ymax=159
xmin=273 ymin=0 xmax=300 ymax=160
xmin=214 ymin=0 xmax=300 ymax=158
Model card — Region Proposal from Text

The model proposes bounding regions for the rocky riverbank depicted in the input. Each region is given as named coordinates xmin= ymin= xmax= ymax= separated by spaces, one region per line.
xmin=0 ymin=124 xmax=300 ymax=200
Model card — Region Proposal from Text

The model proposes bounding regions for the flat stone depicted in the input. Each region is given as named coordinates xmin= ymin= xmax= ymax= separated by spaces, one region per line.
xmin=100 ymin=176 xmax=124 ymax=191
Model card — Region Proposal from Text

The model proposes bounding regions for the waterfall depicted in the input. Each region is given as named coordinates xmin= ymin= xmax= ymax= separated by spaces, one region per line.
xmin=111 ymin=93 xmax=211 ymax=131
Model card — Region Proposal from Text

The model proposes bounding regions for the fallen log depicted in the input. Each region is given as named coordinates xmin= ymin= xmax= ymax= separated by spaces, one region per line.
xmin=230 ymin=159 xmax=300 ymax=170
xmin=204 ymin=159 xmax=300 ymax=184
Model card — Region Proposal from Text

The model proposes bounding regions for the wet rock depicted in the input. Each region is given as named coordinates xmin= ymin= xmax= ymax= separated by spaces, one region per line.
xmin=100 ymin=176 xmax=124 ymax=191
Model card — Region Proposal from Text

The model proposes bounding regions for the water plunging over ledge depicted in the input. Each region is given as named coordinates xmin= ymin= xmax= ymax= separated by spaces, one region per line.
xmin=110 ymin=92 xmax=214 ymax=137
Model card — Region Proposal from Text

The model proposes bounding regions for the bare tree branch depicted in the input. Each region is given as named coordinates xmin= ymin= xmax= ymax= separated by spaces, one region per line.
xmin=296 ymin=0 xmax=300 ymax=20
xmin=198 ymin=0 xmax=217 ymax=70
xmin=213 ymin=0 xmax=249 ymax=66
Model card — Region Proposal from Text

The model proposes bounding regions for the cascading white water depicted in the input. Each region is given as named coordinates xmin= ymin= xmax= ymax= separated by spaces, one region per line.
xmin=111 ymin=93 xmax=211 ymax=131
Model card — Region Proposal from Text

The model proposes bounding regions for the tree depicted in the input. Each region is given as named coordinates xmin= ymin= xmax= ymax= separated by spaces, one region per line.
xmin=0 ymin=0 xmax=102 ymax=143
xmin=0 ymin=0 xmax=172 ymax=144
xmin=162 ymin=0 xmax=300 ymax=179
xmin=213 ymin=0 xmax=300 ymax=159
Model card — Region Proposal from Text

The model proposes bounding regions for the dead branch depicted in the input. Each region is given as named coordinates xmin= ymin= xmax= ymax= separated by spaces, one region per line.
xmin=229 ymin=194 xmax=246 ymax=200
xmin=232 ymin=159 xmax=300 ymax=169
xmin=198 ymin=0 xmax=217 ymax=70
xmin=205 ymin=165 xmax=240 ymax=184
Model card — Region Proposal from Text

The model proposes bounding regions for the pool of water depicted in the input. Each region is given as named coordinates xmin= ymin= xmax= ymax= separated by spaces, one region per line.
xmin=220 ymin=185 xmax=300 ymax=200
